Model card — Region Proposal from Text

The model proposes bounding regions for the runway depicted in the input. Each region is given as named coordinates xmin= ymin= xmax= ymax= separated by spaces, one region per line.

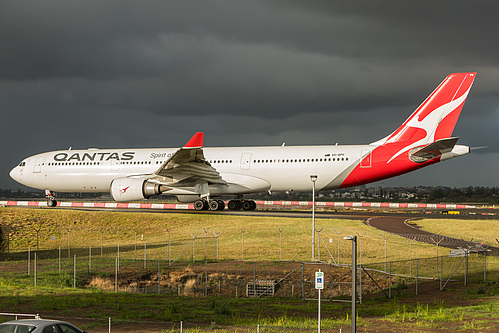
xmin=367 ymin=215 xmax=499 ymax=256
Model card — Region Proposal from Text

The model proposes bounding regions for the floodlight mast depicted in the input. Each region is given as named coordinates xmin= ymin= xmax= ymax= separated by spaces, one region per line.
xmin=310 ymin=175 xmax=318 ymax=260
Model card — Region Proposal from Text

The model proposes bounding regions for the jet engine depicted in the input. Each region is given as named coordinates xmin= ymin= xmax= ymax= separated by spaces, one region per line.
xmin=110 ymin=178 xmax=166 ymax=202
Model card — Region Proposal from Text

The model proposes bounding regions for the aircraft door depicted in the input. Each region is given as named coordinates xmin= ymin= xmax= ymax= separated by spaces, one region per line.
xmin=240 ymin=153 xmax=252 ymax=170
xmin=360 ymin=149 xmax=372 ymax=168
xmin=33 ymin=157 xmax=45 ymax=173
xmin=110 ymin=159 xmax=120 ymax=171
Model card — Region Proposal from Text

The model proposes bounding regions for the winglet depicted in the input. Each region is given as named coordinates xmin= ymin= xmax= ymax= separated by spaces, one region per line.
xmin=184 ymin=132 xmax=204 ymax=148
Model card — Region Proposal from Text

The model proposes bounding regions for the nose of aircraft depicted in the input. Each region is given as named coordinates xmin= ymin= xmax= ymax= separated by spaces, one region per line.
xmin=9 ymin=166 xmax=20 ymax=182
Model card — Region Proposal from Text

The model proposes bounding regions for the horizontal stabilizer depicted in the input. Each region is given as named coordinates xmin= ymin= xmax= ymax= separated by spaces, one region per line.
xmin=409 ymin=137 xmax=459 ymax=163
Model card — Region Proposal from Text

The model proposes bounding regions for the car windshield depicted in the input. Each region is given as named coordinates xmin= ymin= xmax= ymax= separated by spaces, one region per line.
xmin=0 ymin=324 xmax=36 ymax=333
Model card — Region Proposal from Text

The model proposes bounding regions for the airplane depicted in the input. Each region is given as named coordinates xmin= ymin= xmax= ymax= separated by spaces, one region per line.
xmin=10 ymin=72 xmax=476 ymax=211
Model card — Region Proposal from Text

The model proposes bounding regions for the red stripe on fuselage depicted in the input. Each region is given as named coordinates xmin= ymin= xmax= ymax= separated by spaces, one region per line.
xmin=340 ymin=143 xmax=438 ymax=188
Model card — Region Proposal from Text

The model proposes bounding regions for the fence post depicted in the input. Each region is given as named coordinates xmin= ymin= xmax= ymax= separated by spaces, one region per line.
xmin=440 ymin=256 xmax=443 ymax=290
xmin=380 ymin=233 xmax=389 ymax=272
xmin=253 ymin=261 xmax=256 ymax=296
xmin=66 ymin=227 xmax=71 ymax=258
xmin=117 ymin=244 xmax=120 ymax=271
xmin=329 ymin=263 xmax=332 ymax=300
xmin=158 ymin=259 xmax=161 ymax=295
xmin=388 ymin=261 xmax=391 ymax=299
xmin=100 ymin=228 xmax=103 ymax=258
xmin=28 ymin=247 xmax=30 ymax=276
xmin=415 ymin=258 xmax=418 ymax=296
xmin=108 ymin=317 xmax=111 ymax=333
xmin=73 ymin=255 xmax=76 ymax=288
xmin=302 ymin=262 xmax=305 ymax=301
xmin=213 ymin=232 xmax=221 ymax=261
xmin=34 ymin=252 xmax=37 ymax=288
xmin=358 ymin=262 xmax=362 ymax=304
xmin=115 ymin=257 xmax=118 ymax=293
xmin=203 ymin=228 xmax=208 ymax=260
xmin=190 ymin=233 xmax=197 ymax=263
xmin=405 ymin=237 xmax=415 ymax=276
xmin=241 ymin=229 xmax=245 ymax=260
xmin=134 ymin=228 xmax=137 ymax=260
xmin=465 ymin=252 xmax=468 ymax=287
xmin=205 ymin=259 xmax=208 ymax=297
xmin=89 ymin=245 xmax=91 ymax=273
xmin=279 ymin=227 xmax=283 ymax=261
xmin=166 ymin=228 xmax=171 ymax=266
xmin=333 ymin=229 xmax=342 ymax=265
xmin=356 ymin=232 xmax=366 ymax=266
xmin=484 ymin=252 xmax=487 ymax=282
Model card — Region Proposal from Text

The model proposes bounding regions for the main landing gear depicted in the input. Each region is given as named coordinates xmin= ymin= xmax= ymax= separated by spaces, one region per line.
xmin=229 ymin=199 xmax=256 ymax=211
xmin=194 ymin=199 xmax=225 ymax=211
xmin=193 ymin=199 xmax=256 ymax=211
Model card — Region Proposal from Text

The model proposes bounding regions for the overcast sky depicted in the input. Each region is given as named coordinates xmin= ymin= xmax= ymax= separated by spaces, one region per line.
xmin=1 ymin=0 xmax=498 ymax=191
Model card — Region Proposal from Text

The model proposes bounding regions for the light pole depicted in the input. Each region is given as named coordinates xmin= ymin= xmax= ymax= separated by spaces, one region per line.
xmin=344 ymin=235 xmax=357 ymax=333
xmin=310 ymin=175 xmax=318 ymax=261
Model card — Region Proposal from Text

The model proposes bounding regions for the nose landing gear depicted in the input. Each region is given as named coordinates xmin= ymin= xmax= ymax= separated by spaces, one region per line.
xmin=45 ymin=190 xmax=57 ymax=207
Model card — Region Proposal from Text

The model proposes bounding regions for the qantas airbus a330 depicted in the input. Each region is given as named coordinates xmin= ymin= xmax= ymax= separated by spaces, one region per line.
xmin=10 ymin=73 xmax=476 ymax=211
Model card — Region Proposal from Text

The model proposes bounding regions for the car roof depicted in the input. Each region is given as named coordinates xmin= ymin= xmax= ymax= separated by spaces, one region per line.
xmin=1 ymin=319 xmax=69 ymax=326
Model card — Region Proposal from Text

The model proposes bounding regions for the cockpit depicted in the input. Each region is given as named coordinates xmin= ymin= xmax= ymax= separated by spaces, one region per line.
xmin=18 ymin=161 xmax=26 ymax=167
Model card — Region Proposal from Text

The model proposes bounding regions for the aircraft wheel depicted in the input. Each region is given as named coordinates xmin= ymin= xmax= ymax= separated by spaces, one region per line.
xmin=216 ymin=200 xmax=225 ymax=211
xmin=242 ymin=200 xmax=256 ymax=211
xmin=47 ymin=198 xmax=57 ymax=207
xmin=209 ymin=200 xmax=220 ymax=211
xmin=228 ymin=200 xmax=242 ymax=211
xmin=194 ymin=199 xmax=207 ymax=211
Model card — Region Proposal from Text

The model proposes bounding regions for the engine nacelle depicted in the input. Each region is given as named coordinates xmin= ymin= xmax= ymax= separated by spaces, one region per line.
xmin=111 ymin=178 xmax=162 ymax=202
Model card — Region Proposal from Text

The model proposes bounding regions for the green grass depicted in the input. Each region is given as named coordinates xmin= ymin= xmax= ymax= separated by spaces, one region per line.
xmin=2 ymin=207 xmax=486 ymax=264
xmin=1 ymin=207 xmax=499 ymax=332
xmin=415 ymin=218 xmax=498 ymax=244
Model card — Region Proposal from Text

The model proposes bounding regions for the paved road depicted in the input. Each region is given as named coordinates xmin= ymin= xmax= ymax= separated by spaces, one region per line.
xmin=367 ymin=216 xmax=499 ymax=257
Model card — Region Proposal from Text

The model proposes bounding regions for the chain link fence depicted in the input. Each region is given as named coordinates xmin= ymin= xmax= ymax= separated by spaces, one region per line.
xmin=0 ymin=313 xmax=373 ymax=332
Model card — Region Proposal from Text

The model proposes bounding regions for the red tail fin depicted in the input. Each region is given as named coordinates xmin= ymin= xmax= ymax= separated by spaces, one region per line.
xmin=376 ymin=72 xmax=476 ymax=146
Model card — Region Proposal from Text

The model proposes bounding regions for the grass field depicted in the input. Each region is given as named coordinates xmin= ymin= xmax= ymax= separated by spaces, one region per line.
xmin=0 ymin=208 xmax=461 ymax=263
xmin=415 ymin=218 xmax=499 ymax=244
xmin=1 ymin=207 xmax=498 ymax=332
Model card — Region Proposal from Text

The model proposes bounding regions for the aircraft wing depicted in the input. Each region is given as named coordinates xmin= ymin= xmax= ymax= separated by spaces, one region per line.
xmin=152 ymin=132 xmax=226 ymax=186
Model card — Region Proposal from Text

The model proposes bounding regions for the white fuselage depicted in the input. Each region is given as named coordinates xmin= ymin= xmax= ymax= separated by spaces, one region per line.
xmin=10 ymin=144 xmax=373 ymax=195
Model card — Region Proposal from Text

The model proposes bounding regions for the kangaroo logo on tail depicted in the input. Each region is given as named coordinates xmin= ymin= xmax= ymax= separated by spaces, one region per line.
xmin=377 ymin=73 xmax=476 ymax=163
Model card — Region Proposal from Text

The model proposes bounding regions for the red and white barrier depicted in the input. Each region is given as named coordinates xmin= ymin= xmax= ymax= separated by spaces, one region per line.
xmin=0 ymin=200 xmax=193 ymax=210
xmin=1 ymin=200 xmax=476 ymax=210
xmin=254 ymin=200 xmax=476 ymax=210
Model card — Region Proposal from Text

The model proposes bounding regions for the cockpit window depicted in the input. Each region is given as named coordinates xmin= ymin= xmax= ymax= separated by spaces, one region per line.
xmin=18 ymin=162 xmax=26 ymax=167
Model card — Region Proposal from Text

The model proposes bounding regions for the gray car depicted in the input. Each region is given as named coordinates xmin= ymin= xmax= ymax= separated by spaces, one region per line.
xmin=0 ymin=319 xmax=87 ymax=333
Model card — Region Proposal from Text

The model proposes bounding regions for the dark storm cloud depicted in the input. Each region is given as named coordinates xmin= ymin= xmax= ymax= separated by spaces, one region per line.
xmin=1 ymin=0 xmax=498 ymax=189
xmin=2 ymin=0 xmax=497 ymax=118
